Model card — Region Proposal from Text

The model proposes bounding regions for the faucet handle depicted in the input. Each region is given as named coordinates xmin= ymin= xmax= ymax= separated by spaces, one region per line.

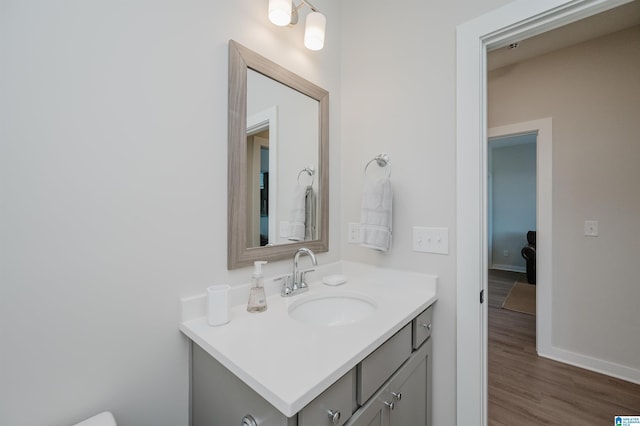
xmin=276 ymin=274 xmax=293 ymax=297
xmin=299 ymin=268 xmax=316 ymax=288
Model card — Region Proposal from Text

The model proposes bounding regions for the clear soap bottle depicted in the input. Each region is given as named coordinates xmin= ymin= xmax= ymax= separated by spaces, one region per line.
xmin=247 ymin=261 xmax=268 ymax=313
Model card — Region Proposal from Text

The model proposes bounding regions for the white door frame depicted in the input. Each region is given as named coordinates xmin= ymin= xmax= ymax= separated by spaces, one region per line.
xmin=248 ymin=106 xmax=278 ymax=244
xmin=455 ymin=1 xmax=633 ymax=425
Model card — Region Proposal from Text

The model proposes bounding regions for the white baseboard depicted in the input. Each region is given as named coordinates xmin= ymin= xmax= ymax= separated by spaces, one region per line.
xmin=538 ymin=346 xmax=640 ymax=386
xmin=491 ymin=264 xmax=526 ymax=273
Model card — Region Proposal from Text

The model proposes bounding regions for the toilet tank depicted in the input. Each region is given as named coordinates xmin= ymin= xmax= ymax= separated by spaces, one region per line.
xmin=73 ymin=411 xmax=117 ymax=426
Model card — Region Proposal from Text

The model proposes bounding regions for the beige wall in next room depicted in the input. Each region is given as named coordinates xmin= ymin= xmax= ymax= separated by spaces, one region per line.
xmin=489 ymin=25 xmax=640 ymax=377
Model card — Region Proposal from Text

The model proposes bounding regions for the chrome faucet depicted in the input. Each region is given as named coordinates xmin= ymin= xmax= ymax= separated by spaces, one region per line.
xmin=279 ymin=248 xmax=317 ymax=297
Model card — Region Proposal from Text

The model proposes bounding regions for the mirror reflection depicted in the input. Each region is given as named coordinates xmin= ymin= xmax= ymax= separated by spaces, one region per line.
xmin=246 ymin=70 xmax=319 ymax=247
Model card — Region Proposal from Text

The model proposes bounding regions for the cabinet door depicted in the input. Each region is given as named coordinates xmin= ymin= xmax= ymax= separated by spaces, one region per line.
xmin=387 ymin=339 xmax=432 ymax=426
xmin=345 ymin=389 xmax=388 ymax=426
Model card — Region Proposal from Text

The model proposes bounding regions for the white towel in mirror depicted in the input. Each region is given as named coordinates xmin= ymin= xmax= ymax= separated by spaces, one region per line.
xmin=304 ymin=186 xmax=316 ymax=240
xmin=288 ymin=184 xmax=308 ymax=241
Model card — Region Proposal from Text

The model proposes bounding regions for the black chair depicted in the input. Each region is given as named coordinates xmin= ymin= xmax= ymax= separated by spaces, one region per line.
xmin=521 ymin=231 xmax=536 ymax=284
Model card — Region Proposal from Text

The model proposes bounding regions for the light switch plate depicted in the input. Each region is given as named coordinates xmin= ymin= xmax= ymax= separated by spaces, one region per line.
xmin=584 ymin=220 xmax=598 ymax=237
xmin=413 ymin=227 xmax=449 ymax=254
xmin=347 ymin=223 xmax=361 ymax=244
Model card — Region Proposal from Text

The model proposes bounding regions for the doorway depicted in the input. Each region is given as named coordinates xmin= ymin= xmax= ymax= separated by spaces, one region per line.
xmin=487 ymin=119 xmax=552 ymax=356
xmin=488 ymin=133 xmax=537 ymax=275
xmin=455 ymin=1 xmax=633 ymax=425
xmin=487 ymin=131 xmax=537 ymax=352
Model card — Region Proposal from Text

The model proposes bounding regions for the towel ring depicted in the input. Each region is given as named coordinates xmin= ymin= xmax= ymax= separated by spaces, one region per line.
xmin=364 ymin=153 xmax=391 ymax=178
xmin=297 ymin=165 xmax=315 ymax=186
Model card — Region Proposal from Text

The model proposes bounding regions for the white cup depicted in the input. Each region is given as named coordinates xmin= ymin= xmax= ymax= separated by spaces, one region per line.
xmin=207 ymin=284 xmax=230 ymax=326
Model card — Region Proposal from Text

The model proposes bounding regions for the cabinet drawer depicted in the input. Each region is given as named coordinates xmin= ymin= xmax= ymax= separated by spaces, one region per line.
xmin=412 ymin=306 xmax=433 ymax=349
xmin=357 ymin=323 xmax=412 ymax=405
xmin=298 ymin=368 xmax=354 ymax=426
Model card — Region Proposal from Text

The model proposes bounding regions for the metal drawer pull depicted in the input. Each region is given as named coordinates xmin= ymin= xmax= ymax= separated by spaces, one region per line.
xmin=327 ymin=409 xmax=341 ymax=424
xmin=384 ymin=401 xmax=396 ymax=411
xmin=241 ymin=414 xmax=258 ymax=426
xmin=422 ymin=323 xmax=432 ymax=330
xmin=392 ymin=391 xmax=402 ymax=401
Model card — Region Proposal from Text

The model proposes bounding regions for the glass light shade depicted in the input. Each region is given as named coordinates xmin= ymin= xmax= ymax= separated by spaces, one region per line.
xmin=268 ymin=0 xmax=292 ymax=26
xmin=304 ymin=11 xmax=326 ymax=51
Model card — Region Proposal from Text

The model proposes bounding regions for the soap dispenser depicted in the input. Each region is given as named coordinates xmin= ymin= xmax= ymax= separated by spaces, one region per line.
xmin=247 ymin=261 xmax=268 ymax=313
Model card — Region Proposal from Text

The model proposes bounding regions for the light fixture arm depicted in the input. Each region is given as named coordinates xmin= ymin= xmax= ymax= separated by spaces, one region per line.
xmin=299 ymin=0 xmax=319 ymax=13
xmin=289 ymin=0 xmax=320 ymax=26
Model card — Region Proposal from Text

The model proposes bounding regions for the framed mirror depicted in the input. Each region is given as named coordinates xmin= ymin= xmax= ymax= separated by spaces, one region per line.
xmin=227 ymin=40 xmax=329 ymax=269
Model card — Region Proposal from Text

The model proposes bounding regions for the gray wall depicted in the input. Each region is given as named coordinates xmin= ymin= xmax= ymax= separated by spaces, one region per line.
xmin=490 ymin=139 xmax=537 ymax=272
xmin=489 ymin=25 xmax=640 ymax=376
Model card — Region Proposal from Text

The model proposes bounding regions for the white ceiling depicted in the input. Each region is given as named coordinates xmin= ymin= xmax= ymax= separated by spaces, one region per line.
xmin=488 ymin=0 xmax=640 ymax=71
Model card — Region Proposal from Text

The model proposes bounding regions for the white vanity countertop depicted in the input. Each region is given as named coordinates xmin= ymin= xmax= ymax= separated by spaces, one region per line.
xmin=179 ymin=261 xmax=437 ymax=417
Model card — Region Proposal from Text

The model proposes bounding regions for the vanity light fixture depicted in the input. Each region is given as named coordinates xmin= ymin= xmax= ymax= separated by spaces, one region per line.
xmin=267 ymin=0 xmax=326 ymax=51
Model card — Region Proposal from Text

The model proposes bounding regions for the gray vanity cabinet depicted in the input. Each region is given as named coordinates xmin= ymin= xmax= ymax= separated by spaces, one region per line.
xmin=297 ymin=369 xmax=355 ymax=426
xmin=191 ymin=343 xmax=297 ymax=426
xmin=344 ymin=391 xmax=386 ymax=426
xmin=387 ymin=338 xmax=432 ymax=426
xmin=191 ymin=305 xmax=433 ymax=426
xmin=345 ymin=337 xmax=432 ymax=426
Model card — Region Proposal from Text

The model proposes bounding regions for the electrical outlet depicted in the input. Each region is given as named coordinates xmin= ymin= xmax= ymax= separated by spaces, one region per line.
xmin=412 ymin=227 xmax=449 ymax=254
xmin=279 ymin=221 xmax=290 ymax=238
xmin=584 ymin=220 xmax=598 ymax=237
xmin=348 ymin=223 xmax=361 ymax=244
xmin=503 ymin=250 xmax=509 ymax=257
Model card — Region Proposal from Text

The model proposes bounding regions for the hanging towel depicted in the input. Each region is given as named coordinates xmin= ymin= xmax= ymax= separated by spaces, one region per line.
xmin=304 ymin=186 xmax=316 ymax=240
xmin=360 ymin=177 xmax=393 ymax=251
xmin=288 ymin=184 xmax=308 ymax=241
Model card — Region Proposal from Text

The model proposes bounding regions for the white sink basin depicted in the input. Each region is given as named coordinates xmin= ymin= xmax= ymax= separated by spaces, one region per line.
xmin=288 ymin=293 xmax=377 ymax=326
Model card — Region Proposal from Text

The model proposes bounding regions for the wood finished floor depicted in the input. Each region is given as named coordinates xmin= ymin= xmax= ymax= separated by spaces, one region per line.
xmin=488 ymin=269 xmax=640 ymax=425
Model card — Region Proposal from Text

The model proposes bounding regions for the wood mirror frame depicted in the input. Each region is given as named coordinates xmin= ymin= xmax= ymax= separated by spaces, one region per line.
xmin=227 ymin=40 xmax=329 ymax=269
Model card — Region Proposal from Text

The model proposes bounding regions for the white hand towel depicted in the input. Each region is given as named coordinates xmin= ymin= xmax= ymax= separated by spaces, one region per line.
xmin=360 ymin=177 xmax=393 ymax=251
xmin=288 ymin=184 xmax=307 ymax=241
